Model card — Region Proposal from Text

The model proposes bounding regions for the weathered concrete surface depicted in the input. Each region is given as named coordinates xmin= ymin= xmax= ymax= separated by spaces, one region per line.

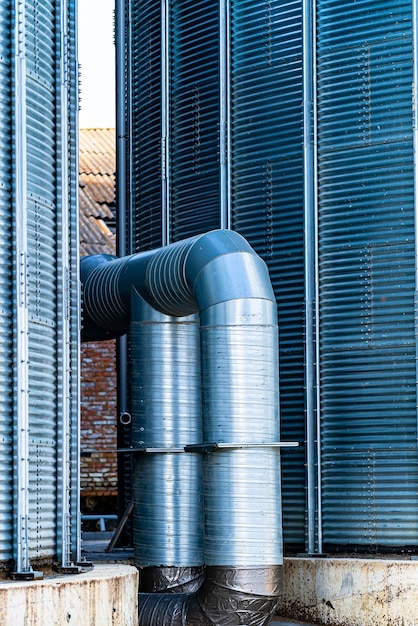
xmin=0 ymin=564 xmax=138 ymax=626
xmin=270 ymin=617 xmax=315 ymax=626
xmin=276 ymin=557 xmax=418 ymax=626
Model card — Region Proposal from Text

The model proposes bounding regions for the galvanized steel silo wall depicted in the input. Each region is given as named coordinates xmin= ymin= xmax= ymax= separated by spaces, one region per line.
xmin=229 ymin=0 xmax=305 ymax=547
xmin=0 ymin=0 xmax=15 ymax=566
xmin=317 ymin=0 xmax=418 ymax=548
xmin=0 ymin=0 xmax=79 ymax=574
xmin=125 ymin=0 xmax=306 ymax=548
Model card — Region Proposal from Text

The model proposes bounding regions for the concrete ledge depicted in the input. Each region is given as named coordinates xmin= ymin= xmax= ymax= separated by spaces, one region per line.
xmin=0 ymin=564 xmax=138 ymax=626
xmin=277 ymin=557 xmax=418 ymax=626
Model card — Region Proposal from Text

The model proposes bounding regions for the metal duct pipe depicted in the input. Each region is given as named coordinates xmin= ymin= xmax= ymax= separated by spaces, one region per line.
xmin=130 ymin=293 xmax=205 ymax=593
xmin=81 ymin=229 xmax=283 ymax=625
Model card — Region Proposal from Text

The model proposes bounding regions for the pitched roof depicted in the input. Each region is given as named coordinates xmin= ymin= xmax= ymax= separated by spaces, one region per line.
xmin=79 ymin=128 xmax=116 ymax=256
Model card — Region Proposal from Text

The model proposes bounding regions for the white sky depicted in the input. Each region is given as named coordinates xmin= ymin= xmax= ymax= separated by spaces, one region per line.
xmin=78 ymin=0 xmax=115 ymax=128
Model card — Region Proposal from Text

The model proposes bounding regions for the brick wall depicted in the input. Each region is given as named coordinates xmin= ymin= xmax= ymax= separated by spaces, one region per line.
xmin=80 ymin=339 xmax=118 ymax=498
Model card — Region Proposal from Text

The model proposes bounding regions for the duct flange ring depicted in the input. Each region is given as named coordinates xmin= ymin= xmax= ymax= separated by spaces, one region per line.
xmin=119 ymin=411 xmax=132 ymax=425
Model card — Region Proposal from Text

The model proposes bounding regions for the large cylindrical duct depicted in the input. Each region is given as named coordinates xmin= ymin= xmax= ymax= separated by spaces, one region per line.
xmin=81 ymin=229 xmax=282 ymax=625
xmin=130 ymin=292 xmax=204 ymax=593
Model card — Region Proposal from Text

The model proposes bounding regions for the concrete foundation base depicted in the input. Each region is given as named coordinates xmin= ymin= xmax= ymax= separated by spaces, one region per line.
xmin=0 ymin=564 xmax=138 ymax=626
xmin=277 ymin=557 xmax=418 ymax=626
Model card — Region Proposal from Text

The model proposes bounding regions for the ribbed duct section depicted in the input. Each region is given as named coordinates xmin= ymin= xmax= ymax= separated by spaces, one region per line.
xmin=81 ymin=229 xmax=283 ymax=626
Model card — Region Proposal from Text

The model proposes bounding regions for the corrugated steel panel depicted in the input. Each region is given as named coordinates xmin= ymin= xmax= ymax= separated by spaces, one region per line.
xmin=0 ymin=2 xmax=13 ymax=563
xmin=126 ymin=0 xmax=307 ymax=547
xmin=229 ymin=0 xmax=306 ymax=546
xmin=0 ymin=0 xmax=79 ymax=568
xmin=28 ymin=322 xmax=57 ymax=557
xmin=317 ymin=0 xmax=417 ymax=547
xmin=170 ymin=0 xmax=221 ymax=241
xmin=25 ymin=0 xmax=59 ymax=559
xmin=130 ymin=0 xmax=163 ymax=251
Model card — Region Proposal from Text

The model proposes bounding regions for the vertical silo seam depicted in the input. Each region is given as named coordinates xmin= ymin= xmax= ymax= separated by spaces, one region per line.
xmin=303 ymin=0 xmax=321 ymax=555
xmin=81 ymin=229 xmax=283 ymax=625
xmin=56 ymin=0 xmax=74 ymax=570
xmin=13 ymin=0 xmax=32 ymax=577
xmin=68 ymin=0 xmax=81 ymax=563
xmin=219 ymin=0 xmax=231 ymax=230
xmin=161 ymin=0 xmax=171 ymax=246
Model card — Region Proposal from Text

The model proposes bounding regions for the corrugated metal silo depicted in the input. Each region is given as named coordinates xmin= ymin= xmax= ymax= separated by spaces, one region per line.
xmin=122 ymin=0 xmax=306 ymax=549
xmin=316 ymin=0 xmax=418 ymax=548
xmin=0 ymin=0 xmax=79 ymax=576
xmin=229 ymin=0 xmax=305 ymax=547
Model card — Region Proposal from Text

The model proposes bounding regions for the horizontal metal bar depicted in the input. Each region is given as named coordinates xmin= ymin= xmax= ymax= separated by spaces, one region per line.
xmin=81 ymin=515 xmax=118 ymax=521
xmin=185 ymin=442 xmax=299 ymax=452
xmin=117 ymin=447 xmax=185 ymax=454
xmin=118 ymin=442 xmax=299 ymax=454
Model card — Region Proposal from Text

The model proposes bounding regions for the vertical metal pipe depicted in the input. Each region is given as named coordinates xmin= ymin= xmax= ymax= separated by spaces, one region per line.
xmin=161 ymin=0 xmax=171 ymax=245
xmin=115 ymin=0 xmax=132 ymax=532
xmin=130 ymin=292 xmax=204 ymax=584
xmin=201 ymin=299 xmax=282 ymax=567
xmin=219 ymin=0 xmax=231 ymax=230
xmin=303 ymin=0 xmax=321 ymax=555
xmin=312 ymin=0 xmax=322 ymax=555
xmin=116 ymin=0 xmax=128 ymax=260
xmin=13 ymin=0 xmax=31 ymax=576
xmin=73 ymin=0 xmax=82 ymax=565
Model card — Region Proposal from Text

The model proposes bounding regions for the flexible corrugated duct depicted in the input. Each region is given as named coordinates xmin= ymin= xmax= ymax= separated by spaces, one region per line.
xmin=81 ymin=229 xmax=283 ymax=625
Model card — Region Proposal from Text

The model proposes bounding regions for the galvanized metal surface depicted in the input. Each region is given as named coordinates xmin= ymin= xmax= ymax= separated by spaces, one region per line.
xmin=229 ymin=0 xmax=306 ymax=548
xmin=302 ymin=0 xmax=320 ymax=555
xmin=67 ymin=0 xmax=81 ymax=562
xmin=82 ymin=229 xmax=283 ymax=624
xmin=25 ymin=0 xmax=60 ymax=561
xmin=201 ymin=298 xmax=282 ymax=566
xmin=4 ymin=0 xmax=79 ymax=571
xmin=124 ymin=2 xmax=307 ymax=546
xmin=0 ymin=0 xmax=14 ymax=566
xmin=56 ymin=0 xmax=74 ymax=568
xmin=170 ymin=0 xmax=221 ymax=241
xmin=123 ymin=0 xmax=418 ymax=560
xmin=130 ymin=0 xmax=163 ymax=252
xmin=14 ymin=0 xmax=30 ymax=572
xmin=131 ymin=296 xmax=204 ymax=568
xmin=316 ymin=0 xmax=417 ymax=546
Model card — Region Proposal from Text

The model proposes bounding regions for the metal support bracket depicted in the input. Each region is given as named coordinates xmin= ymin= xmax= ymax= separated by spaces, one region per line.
xmin=117 ymin=446 xmax=185 ymax=454
xmin=185 ymin=441 xmax=300 ymax=453
xmin=10 ymin=569 xmax=43 ymax=581
xmin=76 ymin=559 xmax=94 ymax=569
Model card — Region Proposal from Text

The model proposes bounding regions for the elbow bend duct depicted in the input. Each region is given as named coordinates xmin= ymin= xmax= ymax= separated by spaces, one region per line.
xmin=81 ymin=230 xmax=283 ymax=625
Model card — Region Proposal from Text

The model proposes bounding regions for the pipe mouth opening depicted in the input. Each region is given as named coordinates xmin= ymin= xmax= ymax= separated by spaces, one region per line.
xmin=119 ymin=411 xmax=132 ymax=425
